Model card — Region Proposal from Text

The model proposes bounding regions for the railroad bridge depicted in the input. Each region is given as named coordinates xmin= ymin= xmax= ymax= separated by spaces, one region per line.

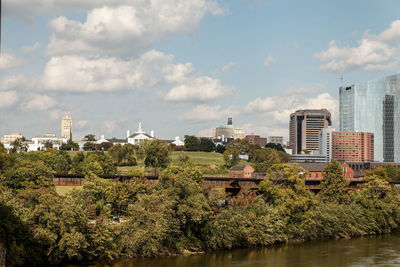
xmin=53 ymin=173 xmax=366 ymax=191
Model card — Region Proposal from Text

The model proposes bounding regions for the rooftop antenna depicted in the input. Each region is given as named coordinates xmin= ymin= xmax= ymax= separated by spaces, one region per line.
xmin=340 ymin=75 xmax=343 ymax=87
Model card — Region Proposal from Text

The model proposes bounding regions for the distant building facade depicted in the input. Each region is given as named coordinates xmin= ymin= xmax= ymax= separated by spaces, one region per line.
xmin=127 ymin=122 xmax=155 ymax=145
xmin=61 ymin=116 xmax=72 ymax=140
xmin=1 ymin=132 xmax=22 ymax=144
xmin=339 ymin=73 xmax=400 ymax=162
xmin=291 ymin=153 xmax=328 ymax=163
xmin=245 ymin=135 xmax=267 ymax=147
xmin=213 ymin=118 xmax=244 ymax=140
xmin=289 ymin=109 xmax=332 ymax=154
xmin=229 ymin=165 xmax=255 ymax=178
xmin=268 ymin=136 xmax=284 ymax=146
xmin=332 ymin=132 xmax=374 ymax=162
xmin=318 ymin=127 xmax=334 ymax=162
xmin=31 ymin=133 xmax=67 ymax=151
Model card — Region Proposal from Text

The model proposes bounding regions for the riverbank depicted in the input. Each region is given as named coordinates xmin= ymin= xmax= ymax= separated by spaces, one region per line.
xmin=3 ymin=162 xmax=400 ymax=266
xmin=65 ymin=232 xmax=400 ymax=267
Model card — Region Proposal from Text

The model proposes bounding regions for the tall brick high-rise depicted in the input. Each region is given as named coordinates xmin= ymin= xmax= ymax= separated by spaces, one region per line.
xmin=289 ymin=109 xmax=331 ymax=154
xmin=332 ymin=132 xmax=374 ymax=162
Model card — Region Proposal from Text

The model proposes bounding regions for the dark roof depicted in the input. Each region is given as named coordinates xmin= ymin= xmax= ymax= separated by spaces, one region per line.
xmin=295 ymin=162 xmax=327 ymax=172
xmin=230 ymin=165 xmax=251 ymax=170
xmin=107 ymin=138 xmax=127 ymax=143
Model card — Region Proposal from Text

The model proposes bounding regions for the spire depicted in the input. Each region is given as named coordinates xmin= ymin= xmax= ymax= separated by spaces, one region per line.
xmin=137 ymin=122 xmax=143 ymax=133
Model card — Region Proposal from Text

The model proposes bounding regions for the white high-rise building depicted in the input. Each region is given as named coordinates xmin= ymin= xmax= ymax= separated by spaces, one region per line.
xmin=318 ymin=127 xmax=335 ymax=162
xmin=61 ymin=116 xmax=73 ymax=140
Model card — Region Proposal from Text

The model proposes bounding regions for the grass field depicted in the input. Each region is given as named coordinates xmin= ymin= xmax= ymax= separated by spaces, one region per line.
xmin=56 ymin=186 xmax=81 ymax=196
xmin=170 ymin=151 xmax=226 ymax=166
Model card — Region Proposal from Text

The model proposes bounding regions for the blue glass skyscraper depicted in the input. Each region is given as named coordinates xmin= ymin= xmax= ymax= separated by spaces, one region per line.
xmin=339 ymin=73 xmax=400 ymax=162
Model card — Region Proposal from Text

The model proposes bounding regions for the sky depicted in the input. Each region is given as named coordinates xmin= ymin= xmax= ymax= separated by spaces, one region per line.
xmin=2 ymin=0 xmax=400 ymax=141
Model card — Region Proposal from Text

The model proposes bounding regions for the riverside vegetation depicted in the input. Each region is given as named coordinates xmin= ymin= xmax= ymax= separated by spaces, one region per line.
xmin=1 ymin=140 xmax=400 ymax=266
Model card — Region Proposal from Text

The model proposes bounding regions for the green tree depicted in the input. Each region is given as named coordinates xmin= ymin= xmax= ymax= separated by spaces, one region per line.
xmin=80 ymin=152 xmax=117 ymax=175
xmin=2 ymin=160 xmax=54 ymax=190
xmin=97 ymin=142 xmax=113 ymax=151
xmin=39 ymin=150 xmax=72 ymax=173
xmin=184 ymin=135 xmax=200 ymax=151
xmin=84 ymin=134 xmax=97 ymax=141
xmin=10 ymin=138 xmax=28 ymax=153
xmin=265 ymin=143 xmax=285 ymax=152
xmin=223 ymin=139 xmax=250 ymax=168
xmin=144 ymin=140 xmax=170 ymax=175
xmin=318 ymin=160 xmax=349 ymax=203
xmin=60 ymin=139 xmax=80 ymax=151
xmin=215 ymin=144 xmax=225 ymax=154
xmin=199 ymin=138 xmax=215 ymax=152
xmin=83 ymin=142 xmax=97 ymax=151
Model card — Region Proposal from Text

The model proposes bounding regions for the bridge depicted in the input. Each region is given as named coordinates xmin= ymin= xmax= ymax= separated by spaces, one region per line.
xmin=53 ymin=173 xmax=367 ymax=191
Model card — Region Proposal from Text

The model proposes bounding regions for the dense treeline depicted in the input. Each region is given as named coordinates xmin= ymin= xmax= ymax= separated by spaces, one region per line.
xmin=1 ymin=142 xmax=400 ymax=266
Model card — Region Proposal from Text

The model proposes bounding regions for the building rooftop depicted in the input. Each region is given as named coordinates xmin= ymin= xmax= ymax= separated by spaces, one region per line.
xmin=230 ymin=165 xmax=251 ymax=170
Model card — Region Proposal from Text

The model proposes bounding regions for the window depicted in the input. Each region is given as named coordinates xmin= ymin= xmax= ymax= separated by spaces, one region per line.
xmin=315 ymin=173 xmax=319 ymax=178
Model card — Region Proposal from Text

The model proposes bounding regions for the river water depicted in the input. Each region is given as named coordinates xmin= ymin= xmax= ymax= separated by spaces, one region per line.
xmin=75 ymin=233 xmax=400 ymax=267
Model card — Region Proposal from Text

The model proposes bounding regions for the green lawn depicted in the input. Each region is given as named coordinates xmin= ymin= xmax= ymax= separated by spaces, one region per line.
xmin=171 ymin=151 xmax=226 ymax=166
xmin=56 ymin=186 xmax=82 ymax=196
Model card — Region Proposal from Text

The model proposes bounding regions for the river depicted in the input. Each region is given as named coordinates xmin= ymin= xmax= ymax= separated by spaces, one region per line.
xmin=71 ymin=233 xmax=400 ymax=267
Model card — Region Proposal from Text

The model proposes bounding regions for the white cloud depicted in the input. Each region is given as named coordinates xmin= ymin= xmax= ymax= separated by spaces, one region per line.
xmin=316 ymin=39 xmax=397 ymax=72
xmin=283 ymin=84 xmax=326 ymax=96
xmin=42 ymin=50 xmax=171 ymax=92
xmin=46 ymin=1 xmax=226 ymax=57
xmin=20 ymin=94 xmax=57 ymax=111
xmin=245 ymin=92 xmax=338 ymax=139
xmin=0 ymin=91 xmax=18 ymax=108
xmin=263 ymin=54 xmax=275 ymax=67
xmin=163 ymin=77 xmax=234 ymax=102
xmin=379 ymin=20 xmax=400 ymax=41
xmin=211 ymin=61 xmax=236 ymax=75
xmin=22 ymin=41 xmax=41 ymax=54
xmin=179 ymin=104 xmax=239 ymax=122
xmin=316 ymin=20 xmax=400 ymax=72
xmin=0 ymin=53 xmax=26 ymax=71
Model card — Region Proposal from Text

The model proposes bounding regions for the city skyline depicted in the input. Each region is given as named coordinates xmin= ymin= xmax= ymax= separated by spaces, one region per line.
xmin=2 ymin=1 xmax=400 ymax=140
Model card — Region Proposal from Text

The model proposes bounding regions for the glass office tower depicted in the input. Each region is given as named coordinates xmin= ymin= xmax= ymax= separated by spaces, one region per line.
xmin=339 ymin=73 xmax=400 ymax=162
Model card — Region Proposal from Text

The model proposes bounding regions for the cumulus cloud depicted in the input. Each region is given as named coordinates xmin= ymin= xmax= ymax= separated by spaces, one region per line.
xmin=42 ymin=51 xmax=170 ymax=92
xmin=316 ymin=20 xmax=400 ymax=72
xmin=263 ymin=54 xmax=275 ymax=67
xmin=163 ymin=77 xmax=234 ymax=102
xmin=245 ymin=92 xmax=338 ymax=139
xmin=22 ymin=41 xmax=41 ymax=54
xmin=0 ymin=52 xmax=26 ymax=71
xmin=283 ymin=83 xmax=326 ymax=96
xmin=0 ymin=91 xmax=18 ymax=108
xmin=179 ymin=104 xmax=239 ymax=122
xmin=20 ymin=94 xmax=57 ymax=111
xmin=211 ymin=61 xmax=236 ymax=76
xmin=379 ymin=20 xmax=400 ymax=42
xmin=46 ymin=1 xmax=226 ymax=57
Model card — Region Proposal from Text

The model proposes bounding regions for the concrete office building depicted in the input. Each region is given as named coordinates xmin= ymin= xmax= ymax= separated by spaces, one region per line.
xmin=289 ymin=109 xmax=332 ymax=154
xmin=332 ymin=132 xmax=374 ymax=162
xmin=268 ymin=136 xmax=284 ymax=146
xmin=340 ymin=73 xmax=400 ymax=162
